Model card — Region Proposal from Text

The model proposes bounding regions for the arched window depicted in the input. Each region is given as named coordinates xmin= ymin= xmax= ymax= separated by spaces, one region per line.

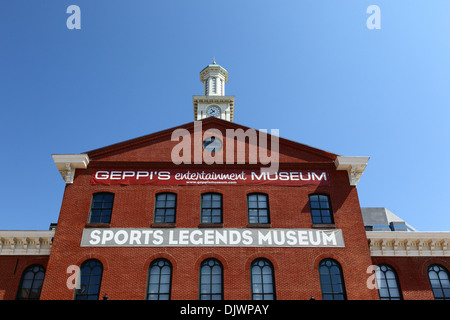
xmin=375 ymin=264 xmax=402 ymax=300
xmin=16 ymin=264 xmax=46 ymax=300
xmin=75 ymin=259 xmax=103 ymax=300
xmin=199 ymin=258 xmax=223 ymax=300
xmin=428 ymin=264 xmax=450 ymax=300
xmin=251 ymin=258 xmax=275 ymax=300
xmin=247 ymin=193 xmax=270 ymax=224
xmin=154 ymin=193 xmax=177 ymax=223
xmin=89 ymin=192 xmax=114 ymax=224
xmin=201 ymin=193 xmax=223 ymax=224
xmin=309 ymin=194 xmax=334 ymax=224
xmin=147 ymin=259 xmax=172 ymax=300
xmin=319 ymin=259 xmax=346 ymax=300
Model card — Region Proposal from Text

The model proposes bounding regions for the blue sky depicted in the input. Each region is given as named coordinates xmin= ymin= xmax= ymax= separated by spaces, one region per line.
xmin=1 ymin=0 xmax=449 ymax=231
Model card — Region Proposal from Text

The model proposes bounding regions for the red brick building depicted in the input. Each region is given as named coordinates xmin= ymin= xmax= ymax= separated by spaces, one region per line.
xmin=1 ymin=63 xmax=449 ymax=301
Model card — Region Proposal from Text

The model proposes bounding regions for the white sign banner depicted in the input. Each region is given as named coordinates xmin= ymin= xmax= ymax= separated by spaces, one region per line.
xmin=80 ymin=228 xmax=345 ymax=248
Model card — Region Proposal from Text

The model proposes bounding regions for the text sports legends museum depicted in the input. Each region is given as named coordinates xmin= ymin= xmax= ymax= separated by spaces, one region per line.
xmin=1 ymin=62 xmax=449 ymax=301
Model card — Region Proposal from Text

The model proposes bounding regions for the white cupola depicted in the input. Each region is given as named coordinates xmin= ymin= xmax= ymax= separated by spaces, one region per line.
xmin=193 ymin=60 xmax=235 ymax=122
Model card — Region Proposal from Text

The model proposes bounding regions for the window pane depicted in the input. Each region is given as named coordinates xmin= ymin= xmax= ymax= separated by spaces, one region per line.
xmin=160 ymin=284 xmax=170 ymax=293
xmin=321 ymin=209 xmax=331 ymax=218
xmin=100 ymin=214 xmax=111 ymax=223
xmin=203 ymin=200 xmax=212 ymax=208
xmin=155 ymin=200 xmax=166 ymax=208
xmin=199 ymin=259 xmax=223 ymax=300
xmin=154 ymin=194 xmax=177 ymax=223
xmin=89 ymin=193 xmax=114 ymax=224
xmin=309 ymin=194 xmax=333 ymax=224
xmin=247 ymin=194 xmax=270 ymax=224
xmin=166 ymin=200 xmax=176 ymax=208
xmin=92 ymin=202 xmax=103 ymax=208
xmin=166 ymin=193 xmax=176 ymax=201
xmin=165 ymin=214 xmax=175 ymax=223
xmin=311 ymin=209 xmax=320 ymax=216
xmin=16 ymin=265 xmax=46 ymax=300
xmin=156 ymin=194 xmax=167 ymax=201
xmin=312 ymin=216 xmax=322 ymax=224
xmin=248 ymin=201 xmax=258 ymax=208
xmin=263 ymin=284 xmax=274 ymax=293
xmin=75 ymin=260 xmax=103 ymax=300
xmin=320 ymin=201 xmax=329 ymax=209
xmin=428 ymin=264 xmax=450 ymax=300
xmin=253 ymin=284 xmax=262 ymax=293
xmin=102 ymin=193 xmax=114 ymax=202
xmin=147 ymin=259 xmax=172 ymax=300
xmin=322 ymin=217 xmax=332 ymax=224
xmin=258 ymin=200 xmax=267 ymax=208
xmin=319 ymin=259 xmax=346 ymax=300
xmin=310 ymin=201 xmax=320 ymax=209
xmin=251 ymin=259 xmax=275 ymax=300
xmin=102 ymin=201 xmax=113 ymax=209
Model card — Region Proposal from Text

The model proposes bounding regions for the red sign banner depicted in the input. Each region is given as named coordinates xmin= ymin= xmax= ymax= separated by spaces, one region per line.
xmin=91 ymin=169 xmax=330 ymax=186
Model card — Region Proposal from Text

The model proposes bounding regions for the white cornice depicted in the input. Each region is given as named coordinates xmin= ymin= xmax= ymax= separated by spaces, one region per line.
xmin=200 ymin=64 xmax=229 ymax=82
xmin=0 ymin=230 xmax=54 ymax=255
xmin=52 ymin=154 xmax=90 ymax=184
xmin=367 ymin=231 xmax=450 ymax=257
xmin=193 ymin=96 xmax=235 ymax=103
xmin=335 ymin=156 xmax=370 ymax=186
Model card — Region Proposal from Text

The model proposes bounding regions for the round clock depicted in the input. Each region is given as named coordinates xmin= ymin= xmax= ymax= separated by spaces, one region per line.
xmin=207 ymin=106 xmax=221 ymax=117
xmin=202 ymin=136 xmax=223 ymax=153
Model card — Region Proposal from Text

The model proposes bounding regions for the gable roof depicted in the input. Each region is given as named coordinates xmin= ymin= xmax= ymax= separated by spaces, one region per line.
xmin=85 ymin=117 xmax=338 ymax=164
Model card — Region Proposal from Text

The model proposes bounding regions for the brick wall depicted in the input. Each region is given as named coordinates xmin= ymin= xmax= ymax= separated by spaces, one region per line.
xmin=39 ymin=161 xmax=379 ymax=300
xmin=27 ymin=120 xmax=376 ymax=300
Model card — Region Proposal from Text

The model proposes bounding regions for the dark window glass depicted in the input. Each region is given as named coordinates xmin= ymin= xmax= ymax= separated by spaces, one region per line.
xmin=319 ymin=259 xmax=346 ymax=300
xmin=89 ymin=192 xmax=114 ymax=223
xmin=247 ymin=193 xmax=270 ymax=224
xmin=154 ymin=193 xmax=177 ymax=223
xmin=75 ymin=259 xmax=103 ymax=300
xmin=428 ymin=264 xmax=450 ymax=300
xmin=147 ymin=259 xmax=172 ymax=300
xmin=16 ymin=264 xmax=46 ymax=300
xmin=375 ymin=264 xmax=402 ymax=300
xmin=199 ymin=259 xmax=223 ymax=300
xmin=309 ymin=194 xmax=334 ymax=224
xmin=251 ymin=258 xmax=275 ymax=300
xmin=201 ymin=193 xmax=223 ymax=224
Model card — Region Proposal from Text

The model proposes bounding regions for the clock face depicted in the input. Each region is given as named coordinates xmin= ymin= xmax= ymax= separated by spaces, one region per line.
xmin=207 ymin=106 xmax=220 ymax=117
xmin=202 ymin=136 xmax=222 ymax=153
